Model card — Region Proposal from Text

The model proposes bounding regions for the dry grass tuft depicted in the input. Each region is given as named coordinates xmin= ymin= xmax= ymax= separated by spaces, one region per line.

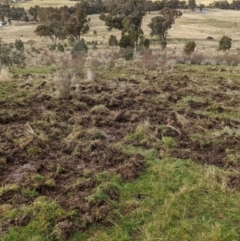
xmin=87 ymin=69 xmax=96 ymax=82
xmin=136 ymin=118 xmax=151 ymax=134
xmin=175 ymin=112 xmax=190 ymax=127
xmin=0 ymin=66 xmax=12 ymax=82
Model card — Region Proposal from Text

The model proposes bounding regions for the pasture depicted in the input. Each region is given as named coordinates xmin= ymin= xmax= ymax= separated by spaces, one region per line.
xmin=1 ymin=3 xmax=240 ymax=241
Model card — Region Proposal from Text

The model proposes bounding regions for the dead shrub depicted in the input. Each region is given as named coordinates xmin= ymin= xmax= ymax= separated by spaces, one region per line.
xmin=91 ymin=58 xmax=102 ymax=69
xmin=40 ymin=49 xmax=56 ymax=65
xmin=25 ymin=40 xmax=35 ymax=46
xmin=190 ymin=52 xmax=205 ymax=64
xmin=222 ymin=52 xmax=240 ymax=66
xmin=89 ymin=51 xmax=120 ymax=70
xmin=87 ymin=69 xmax=96 ymax=82
xmin=71 ymin=54 xmax=86 ymax=79
xmin=0 ymin=66 xmax=12 ymax=81
xmin=108 ymin=51 xmax=120 ymax=69
xmin=56 ymin=73 xmax=72 ymax=99
xmin=55 ymin=53 xmax=86 ymax=98
xmin=155 ymin=51 xmax=176 ymax=73
xmin=212 ymin=52 xmax=240 ymax=66
xmin=142 ymin=49 xmax=157 ymax=70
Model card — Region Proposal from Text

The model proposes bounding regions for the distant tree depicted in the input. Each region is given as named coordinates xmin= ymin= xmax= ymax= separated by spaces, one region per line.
xmin=35 ymin=7 xmax=66 ymax=45
xmin=209 ymin=1 xmax=229 ymax=9
xmin=57 ymin=43 xmax=65 ymax=52
xmin=28 ymin=5 xmax=40 ymax=21
xmin=24 ymin=15 xmax=29 ymax=22
xmin=122 ymin=47 xmax=134 ymax=60
xmin=199 ymin=3 xmax=205 ymax=11
xmin=0 ymin=38 xmax=25 ymax=68
xmin=219 ymin=35 xmax=232 ymax=51
xmin=100 ymin=0 xmax=146 ymax=52
xmin=64 ymin=4 xmax=89 ymax=41
xmin=188 ymin=0 xmax=196 ymax=10
xmin=14 ymin=39 xmax=24 ymax=51
xmin=153 ymin=1 xmax=165 ymax=10
xmin=35 ymin=25 xmax=60 ymax=46
xmin=0 ymin=15 xmax=5 ymax=23
xmin=145 ymin=1 xmax=154 ymax=13
xmin=74 ymin=0 xmax=106 ymax=15
xmin=71 ymin=38 xmax=88 ymax=57
xmin=140 ymin=37 xmax=150 ymax=49
xmin=184 ymin=40 xmax=196 ymax=55
xmin=231 ymin=0 xmax=240 ymax=9
xmin=119 ymin=35 xmax=134 ymax=48
xmin=148 ymin=7 xmax=182 ymax=49
xmin=108 ymin=35 xmax=118 ymax=46
xmin=166 ymin=0 xmax=181 ymax=8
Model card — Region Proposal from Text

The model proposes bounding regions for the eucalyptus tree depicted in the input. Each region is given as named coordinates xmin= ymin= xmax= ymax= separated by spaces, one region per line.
xmin=148 ymin=7 xmax=182 ymax=49
xmin=100 ymin=0 xmax=146 ymax=52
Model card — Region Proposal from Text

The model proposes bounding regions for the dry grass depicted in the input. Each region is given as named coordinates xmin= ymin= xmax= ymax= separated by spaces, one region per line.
xmin=14 ymin=0 xmax=76 ymax=9
xmin=0 ymin=66 xmax=12 ymax=82
xmin=1 ymin=9 xmax=240 ymax=51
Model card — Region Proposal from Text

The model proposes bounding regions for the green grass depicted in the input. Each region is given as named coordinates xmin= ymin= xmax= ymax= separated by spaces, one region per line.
xmin=69 ymin=158 xmax=240 ymax=241
xmin=5 ymin=146 xmax=240 ymax=241
xmin=2 ymin=197 xmax=66 ymax=241
xmin=13 ymin=66 xmax=55 ymax=75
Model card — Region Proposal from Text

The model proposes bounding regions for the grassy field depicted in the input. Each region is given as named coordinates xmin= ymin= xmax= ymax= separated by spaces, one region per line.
xmin=1 ymin=3 xmax=240 ymax=241
xmin=1 ymin=9 xmax=240 ymax=49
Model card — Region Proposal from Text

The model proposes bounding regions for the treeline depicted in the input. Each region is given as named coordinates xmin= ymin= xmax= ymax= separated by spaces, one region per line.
xmin=209 ymin=0 xmax=240 ymax=9
xmin=33 ymin=0 xmax=183 ymax=51
xmin=71 ymin=0 xmax=189 ymax=14
xmin=34 ymin=4 xmax=89 ymax=45
xmin=69 ymin=0 xmax=106 ymax=14
xmin=1 ymin=0 xmax=239 ymax=25
xmin=70 ymin=0 xmax=240 ymax=13
xmin=0 ymin=4 xmax=26 ymax=22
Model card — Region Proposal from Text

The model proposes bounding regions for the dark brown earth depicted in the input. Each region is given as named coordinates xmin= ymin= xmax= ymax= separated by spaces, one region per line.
xmin=1 ymin=69 xmax=240 ymax=237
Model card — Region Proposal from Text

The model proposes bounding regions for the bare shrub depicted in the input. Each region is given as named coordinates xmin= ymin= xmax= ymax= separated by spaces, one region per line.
xmin=91 ymin=58 xmax=102 ymax=69
xmin=55 ymin=53 xmax=86 ymax=98
xmin=175 ymin=54 xmax=189 ymax=64
xmin=211 ymin=52 xmax=240 ymax=66
xmin=0 ymin=39 xmax=26 ymax=68
xmin=25 ymin=40 xmax=35 ymax=46
xmin=156 ymin=50 xmax=177 ymax=73
xmin=87 ymin=69 xmax=95 ymax=82
xmin=89 ymin=51 xmax=120 ymax=70
xmin=190 ymin=52 xmax=205 ymax=64
xmin=56 ymin=73 xmax=72 ymax=99
xmin=0 ymin=66 xmax=12 ymax=81
xmin=40 ymin=49 xmax=57 ymax=65
xmin=71 ymin=54 xmax=86 ymax=79
xmin=223 ymin=52 xmax=240 ymax=66
xmin=142 ymin=49 xmax=157 ymax=70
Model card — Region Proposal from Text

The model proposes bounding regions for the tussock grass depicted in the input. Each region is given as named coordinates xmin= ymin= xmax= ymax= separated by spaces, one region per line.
xmin=0 ymin=66 xmax=12 ymax=82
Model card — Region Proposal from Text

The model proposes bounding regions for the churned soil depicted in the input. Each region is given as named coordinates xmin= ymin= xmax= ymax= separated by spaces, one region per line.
xmin=1 ymin=68 xmax=240 ymax=237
